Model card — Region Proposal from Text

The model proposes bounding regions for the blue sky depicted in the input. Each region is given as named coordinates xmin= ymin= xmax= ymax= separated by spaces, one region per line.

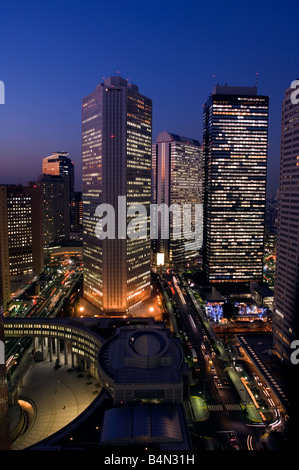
xmin=0 ymin=0 xmax=298 ymax=192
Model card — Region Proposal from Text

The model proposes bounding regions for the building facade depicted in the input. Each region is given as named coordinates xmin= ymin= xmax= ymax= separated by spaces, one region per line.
xmin=38 ymin=175 xmax=70 ymax=246
xmin=0 ymin=185 xmax=44 ymax=304
xmin=273 ymin=84 xmax=299 ymax=362
xmin=42 ymin=152 xmax=75 ymax=231
xmin=0 ymin=187 xmax=10 ymax=307
xmin=203 ymin=86 xmax=269 ymax=283
xmin=0 ymin=256 xmax=10 ymax=450
xmin=74 ymin=191 xmax=83 ymax=232
xmin=152 ymin=131 xmax=203 ymax=267
xmin=82 ymin=76 xmax=152 ymax=313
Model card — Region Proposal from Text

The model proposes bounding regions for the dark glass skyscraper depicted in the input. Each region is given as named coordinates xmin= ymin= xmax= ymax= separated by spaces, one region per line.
xmin=82 ymin=76 xmax=152 ymax=314
xmin=203 ymin=86 xmax=269 ymax=283
xmin=38 ymin=174 xmax=70 ymax=246
xmin=273 ymin=84 xmax=299 ymax=362
xmin=42 ymin=152 xmax=75 ymax=231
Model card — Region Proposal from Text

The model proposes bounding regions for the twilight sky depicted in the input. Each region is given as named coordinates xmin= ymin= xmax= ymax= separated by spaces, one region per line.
xmin=0 ymin=0 xmax=298 ymax=194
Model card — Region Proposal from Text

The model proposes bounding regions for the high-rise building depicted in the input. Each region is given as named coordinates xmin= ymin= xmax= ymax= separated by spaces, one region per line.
xmin=152 ymin=131 xmax=203 ymax=266
xmin=82 ymin=76 xmax=152 ymax=313
xmin=0 ymin=187 xmax=10 ymax=307
xmin=0 ymin=185 xmax=44 ymax=303
xmin=203 ymin=85 xmax=269 ymax=283
xmin=0 ymin=256 xmax=10 ymax=450
xmin=42 ymin=152 xmax=75 ymax=231
xmin=273 ymin=84 xmax=299 ymax=362
xmin=74 ymin=191 xmax=83 ymax=232
xmin=38 ymin=175 xmax=70 ymax=246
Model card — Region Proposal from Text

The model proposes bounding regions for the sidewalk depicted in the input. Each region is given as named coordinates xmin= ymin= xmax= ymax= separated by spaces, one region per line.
xmin=11 ymin=359 xmax=101 ymax=450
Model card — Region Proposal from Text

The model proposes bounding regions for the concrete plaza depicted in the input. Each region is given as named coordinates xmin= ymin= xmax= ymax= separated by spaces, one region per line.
xmin=11 ymin=359 xmax=101 ymax=450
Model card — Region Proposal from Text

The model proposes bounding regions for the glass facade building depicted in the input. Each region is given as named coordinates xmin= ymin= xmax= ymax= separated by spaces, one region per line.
xmin=203 ymin=86 xmax=269 ymax=282
xmin=152 ymin=132 xmax=203 ymax=266
xmin=38 ymin=174 xmax=70 ymax=246
xmin=82 ymin=76 xmax=152 ymax=314
xmin=273 ymin=84 xmax=299 ymax=362
xmin=42 ymin=152 xmax=75 ymax=231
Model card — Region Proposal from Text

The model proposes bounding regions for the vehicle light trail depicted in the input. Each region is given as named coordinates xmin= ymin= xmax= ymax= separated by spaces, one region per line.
xmin=172 ymin=276 xmax=186 ymax=304
xmin=247 ymin=435 xmax=254 ymax=450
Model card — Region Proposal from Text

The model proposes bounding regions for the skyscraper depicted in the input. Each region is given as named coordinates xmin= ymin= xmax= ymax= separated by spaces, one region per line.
xmin=74 ymin=191 xmax=83 ymax=232
xmin=0 ymin=255 xmax=10 ymax=450
xmin=42 ymin=152 xmax=75 ymax=231
xmin=0 ymin=184 xmax=44 ymax=303
xmin=273 ymin=83 xmax=299 ymax=362
xmin=152 ymin=131 xmax=203 ymax=266
xmin=203 ymin=85 xmax=269 ymax=283
xmin=0 ymin=187 xmax=10 ymax=307
xmin=82 ymin=76 xmax=152 ymax=314
xmin=38 ymin=174 xmax=70 ymax=246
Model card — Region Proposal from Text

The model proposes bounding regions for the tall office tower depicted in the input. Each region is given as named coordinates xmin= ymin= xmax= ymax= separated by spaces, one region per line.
xmin=82 ymin=76 xmax=152 ymax=314
xmin=74 ymin=191 xmax=83 ymax=231
xmin=42 ymin=152 xmax=75 ymax=231
xmin=0 ymin=258 xmax=10 ymax=450
xmin=273 ymin=84 xmax=299 ymax=362
xmin=0 ymin=187 xmax=10 ymax=307
xmin=203 ymin=85 xmax=269 ymax=283
xmin=0 ymin=185 xmax=44 ymax=296
xmin=152 ymin=131 xmax=203 ymax=266
xmin=38 ymin=175 xmax=70 ymax=246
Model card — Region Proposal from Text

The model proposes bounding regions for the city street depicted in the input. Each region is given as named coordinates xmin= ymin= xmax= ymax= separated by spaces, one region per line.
xmin=158 ymin=270 xmax=285 ymax=450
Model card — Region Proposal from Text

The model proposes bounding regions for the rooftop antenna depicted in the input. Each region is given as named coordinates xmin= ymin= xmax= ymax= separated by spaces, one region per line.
xmin=212 ymin=74 xmax=215 ymax=88
xmin=255 ymin=72 xmax=259 ymax=87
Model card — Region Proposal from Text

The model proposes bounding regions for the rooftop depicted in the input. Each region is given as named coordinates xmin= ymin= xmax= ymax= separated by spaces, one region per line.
xmin=156 ymin=131 xmax=201 ymax=147
xmin=98 ymin=323 xmax=188 ymax=384
xmin=212 ymin=85 xmax=258 ymax=96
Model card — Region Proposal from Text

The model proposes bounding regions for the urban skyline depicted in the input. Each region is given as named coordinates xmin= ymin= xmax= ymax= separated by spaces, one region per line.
xmin=1 ymin=0 xmax=299 ymax=459
xmin=0 ymin=77 xmax=287 ymax=197
xmin=0 ymin=75 xmax=298 ymax=453
xmin=1 ymin=1 xmax=299 ymax=196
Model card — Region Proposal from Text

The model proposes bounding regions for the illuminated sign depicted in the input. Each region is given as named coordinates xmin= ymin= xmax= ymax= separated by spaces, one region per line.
xmin=157 ymin=253 xmax=165 ymax=266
